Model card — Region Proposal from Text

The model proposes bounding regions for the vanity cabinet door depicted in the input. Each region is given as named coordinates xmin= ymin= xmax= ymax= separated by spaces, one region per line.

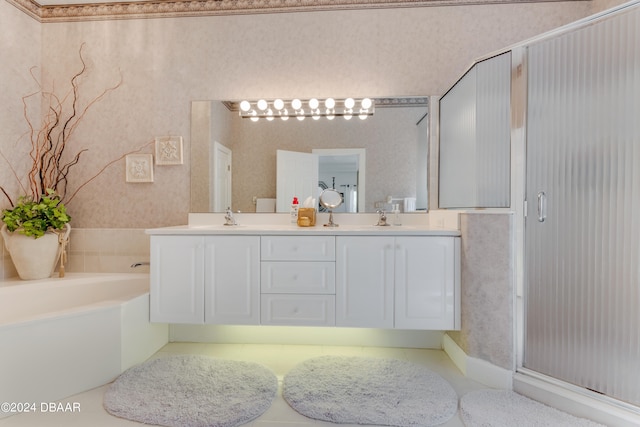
xmin=204 ymin=236 xmax=260 ymax=325
xmin=394 ymin=237 xmax=460 ymax=330
xmin=336 ymin=236 xmax=394 ymax=328
xmin=150 ymin=235 xmax=205 ymax=324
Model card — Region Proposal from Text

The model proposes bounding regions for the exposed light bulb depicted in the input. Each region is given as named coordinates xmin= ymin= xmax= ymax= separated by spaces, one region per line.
xmin=325 ymin=98 xmax=336 ymax=109
xmin=310 ymin=108 xmax=322 ymax=120
xmin=239 ymin=100 xmax=251 ymax=112
xmin=345 ymin=98 xmax=355 ymax=109
xmin=240 ymin=97 xmax=373 ymax=121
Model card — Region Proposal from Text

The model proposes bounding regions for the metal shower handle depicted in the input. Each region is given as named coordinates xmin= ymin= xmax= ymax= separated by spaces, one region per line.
xmin=537 ymin=191 xmax=547 ymax=222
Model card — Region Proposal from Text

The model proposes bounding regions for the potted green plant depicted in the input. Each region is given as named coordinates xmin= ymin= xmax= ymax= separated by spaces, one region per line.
xmin=1 ymin=190 xmax=71 ymax=279
xmin=2 ymin=190 xmax=70 ymax=238
xmin=1 ymin=44 xmax=152 ymax=280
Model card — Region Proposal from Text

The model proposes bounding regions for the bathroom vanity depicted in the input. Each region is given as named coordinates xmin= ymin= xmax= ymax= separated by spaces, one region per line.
xmin=147 ymin=214 xmax=460 ymax=330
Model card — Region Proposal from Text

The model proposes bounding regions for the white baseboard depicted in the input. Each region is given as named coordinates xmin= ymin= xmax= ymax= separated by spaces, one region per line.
xmin=442 ymin=333 xmax=468 ymax=375
xmin=442 ymin=334 xmax=513 ymax=390
xmin=514 ymin=370 xmax=640 ymax=427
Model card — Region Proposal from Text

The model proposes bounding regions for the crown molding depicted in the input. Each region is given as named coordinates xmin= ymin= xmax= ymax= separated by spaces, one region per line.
xmin=8 ymin=0 xmax=576 ymax=23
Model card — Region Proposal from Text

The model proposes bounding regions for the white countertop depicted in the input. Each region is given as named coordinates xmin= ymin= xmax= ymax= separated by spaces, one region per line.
xmin=146 ymin=224 xmax=460 ymax=236
xmin=146 ymin=212 xmax=461 ymax=236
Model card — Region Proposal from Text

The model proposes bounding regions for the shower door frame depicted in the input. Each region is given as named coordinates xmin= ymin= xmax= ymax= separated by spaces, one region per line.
xmin=510 ymin=2 xmax=640 ymax=421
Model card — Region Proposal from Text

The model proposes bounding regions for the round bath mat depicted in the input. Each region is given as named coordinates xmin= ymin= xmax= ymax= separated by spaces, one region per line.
xmin=460 ymin=389 xmax=606 ymax=427
xmin=283 ymin=355 xmax=458 ymax=427
xmin=104 ymin=354 xmax=278 ymax=427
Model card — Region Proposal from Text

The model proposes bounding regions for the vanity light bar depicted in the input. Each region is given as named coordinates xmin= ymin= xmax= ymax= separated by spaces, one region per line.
xmin=238 ymin=98 xmax=375 ymax=121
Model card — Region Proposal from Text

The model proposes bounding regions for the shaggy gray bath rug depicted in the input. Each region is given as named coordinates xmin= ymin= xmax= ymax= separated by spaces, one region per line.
xmin=460 ymin=389 xmax=606 ymax=427
xmin=103 ymin=355 xmax=278 ymax=427
xmin=283 ymin=355 xmax=458 ymax=427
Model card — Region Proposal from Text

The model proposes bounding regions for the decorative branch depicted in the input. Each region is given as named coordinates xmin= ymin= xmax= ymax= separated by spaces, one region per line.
xmin=1 ymin=43 xmax=148 ymax=208
xmin=0 ymin=188 xmax=13 ymax=208
xmin=64 ymin=139 xmax=155 ymax=204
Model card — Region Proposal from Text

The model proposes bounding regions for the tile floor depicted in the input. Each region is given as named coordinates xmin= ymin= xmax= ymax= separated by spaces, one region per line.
xmin=0 ymin=343 xmax=488 ymax=427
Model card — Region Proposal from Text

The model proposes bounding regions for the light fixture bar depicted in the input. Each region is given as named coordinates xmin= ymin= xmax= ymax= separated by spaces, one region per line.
xmin=238 ymin=98 xmax=375 ymax=121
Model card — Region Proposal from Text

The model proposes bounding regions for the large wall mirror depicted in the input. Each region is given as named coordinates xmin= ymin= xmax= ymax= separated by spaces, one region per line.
xmin=191 ymin=97 xmax=430 ymax=213
xmin=439 ymin=52 xmax=511 ymax=208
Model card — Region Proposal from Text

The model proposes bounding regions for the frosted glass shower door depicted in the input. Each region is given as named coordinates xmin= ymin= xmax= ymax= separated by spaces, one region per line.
xmin=524 ymin=7 xmax=640 ymax=406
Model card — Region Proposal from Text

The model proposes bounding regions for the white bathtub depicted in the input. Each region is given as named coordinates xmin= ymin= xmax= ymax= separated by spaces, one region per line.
xmin=0 ymin=274 xmax=168 ymax=418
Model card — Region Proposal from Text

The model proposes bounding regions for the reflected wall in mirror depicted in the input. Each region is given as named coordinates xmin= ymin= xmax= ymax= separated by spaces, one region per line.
xmin=191 ymin=98 xmax=429 ymax=213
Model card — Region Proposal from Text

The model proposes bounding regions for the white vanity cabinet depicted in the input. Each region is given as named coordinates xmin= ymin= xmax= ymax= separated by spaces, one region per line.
xmin=148 ymin=224 xmax=460 ymax=330
xmin=336 ymin=236 xmax=460 ymax=330
xmin=204 ymin=235 xmax=260 ymax=325
xmin=150 ymin=235 xmax=260 ymax=325
xmin=394 ymin=236 xmax=460 ymax=330
xmin=150 ymin=235 xmax=204 ymax=324
xmin=335 ymin=236 xmax=394 ymax=328
xmin=260 ymin=236 xmax=336 ymax=326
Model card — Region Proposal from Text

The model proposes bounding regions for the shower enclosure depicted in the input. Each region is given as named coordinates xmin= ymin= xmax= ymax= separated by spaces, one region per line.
xmin=439 ymin=1 xmax=640 ymax=413
xmin=523 ymin=5 xmax=640 ymax=407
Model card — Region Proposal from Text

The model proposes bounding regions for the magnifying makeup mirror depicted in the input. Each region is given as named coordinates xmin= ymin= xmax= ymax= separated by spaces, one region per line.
xmin=319 ymin=188 xmax=343 ymax=227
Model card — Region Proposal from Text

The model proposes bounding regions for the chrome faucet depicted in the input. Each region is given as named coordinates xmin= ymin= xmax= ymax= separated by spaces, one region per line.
xmin=376 ymin=210 xmax=389 ymax=226
xmin=131 ymin=261 xmax=150 ymax=268
xmin=224 ymin=207 xmax=237 ymax=226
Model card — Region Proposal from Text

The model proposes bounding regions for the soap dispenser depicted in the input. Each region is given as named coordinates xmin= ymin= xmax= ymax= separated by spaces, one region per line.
xmin=291 ymin=197 xmax=299 ymax=223
xmin=392 ymin=204 xmax=402 ymax=226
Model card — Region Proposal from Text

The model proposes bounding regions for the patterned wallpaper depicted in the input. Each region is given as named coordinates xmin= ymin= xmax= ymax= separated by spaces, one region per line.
xmin=0 ymin=0 xmax=618 ymax=229
xmin=450 ymin=213 xmax=515 ymax=370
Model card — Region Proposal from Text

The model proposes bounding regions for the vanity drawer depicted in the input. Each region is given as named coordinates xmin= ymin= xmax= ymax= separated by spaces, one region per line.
xmin=261 ymin=295 xmax=335 ymax=326
xmin=261 ymin=236 xmax=335 ymax=261
xmin=261 ymin=262 xmax=335 ymax=294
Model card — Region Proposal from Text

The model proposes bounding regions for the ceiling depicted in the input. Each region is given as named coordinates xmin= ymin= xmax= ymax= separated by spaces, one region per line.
xmin=9 ymin=0 xmax=569 ymax=23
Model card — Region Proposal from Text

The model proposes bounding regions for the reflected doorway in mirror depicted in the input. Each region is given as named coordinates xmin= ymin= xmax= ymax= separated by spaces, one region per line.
xmin=211 ymin=141 xmax=232 ymax=212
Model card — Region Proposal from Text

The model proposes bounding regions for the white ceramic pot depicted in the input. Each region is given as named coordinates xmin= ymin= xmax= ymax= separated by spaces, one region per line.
xmin=1 ymin=223 xmax=71 ymax=280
